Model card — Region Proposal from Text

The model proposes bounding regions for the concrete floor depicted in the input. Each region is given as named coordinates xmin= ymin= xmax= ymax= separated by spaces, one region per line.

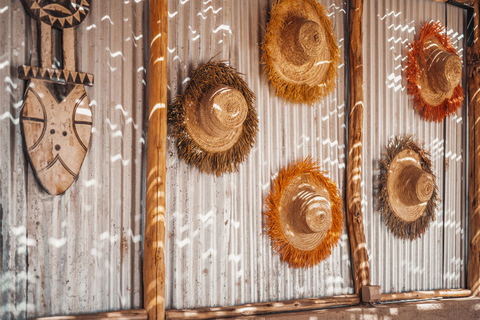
xmin=230 ymin=297 xmax=480 ymax=319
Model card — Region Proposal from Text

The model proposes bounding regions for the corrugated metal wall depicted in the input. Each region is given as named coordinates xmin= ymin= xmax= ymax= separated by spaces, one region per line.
xmin=165 ymin=0 xmax=353 ymax=310
xmin=0 ymin=1 xmax=146 ymax=319
xmin=363 ymin=0 xmax=467 ymax=293
xmin=1 ymin=0 xmax=469 ymax=317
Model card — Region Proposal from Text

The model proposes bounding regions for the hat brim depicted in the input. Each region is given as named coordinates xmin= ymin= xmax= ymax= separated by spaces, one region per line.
xmin=262 ymin=0 xmax=340 ymax=104
xmin=406 ymin=21 xmax=463 ymax=122
xmin=265 ymin=157 xmax=343 ymax=268
xmin=168 ymin=61 xmax=258 ymax=176
xmin=377 ymin=135 xmax=438 ymax=240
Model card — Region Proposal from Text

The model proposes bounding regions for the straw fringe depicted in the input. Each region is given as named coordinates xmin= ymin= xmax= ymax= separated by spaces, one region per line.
xmin=406 ymin=21 xmax=463 ymax=122
xmin=377 ymin=135 xmax=438 ymax=240
xmin=265 ymin=157 xmax=343 ymax=268
xmin=168 ymin=61 xmax=258 ymax=176
xmin=262 ymin=0 xmax=340 ymax=105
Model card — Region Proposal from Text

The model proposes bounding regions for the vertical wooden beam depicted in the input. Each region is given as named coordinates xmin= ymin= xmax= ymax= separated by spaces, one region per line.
xmin=40 ymin=22 xmax=52 ymax=68
xmin=468 ymin=0 xmax=480 ymax=297
xmin=62 ymin=28 xmax=76 ymax=70
xmin=144 ymin=0 xmax=168 ymax=319
xmin=347 ymin=0 xmax=370 ymax=295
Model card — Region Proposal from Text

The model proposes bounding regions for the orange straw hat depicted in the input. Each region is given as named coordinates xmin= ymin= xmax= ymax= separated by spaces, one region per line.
xmin=265 ymin=157 xmax=343 ymax=268
xmin=377 ymin=135 xmax=438 ymax=240
xmin=168 ymin=61 xmax=258 ymax=176
xmin=262 ymin=0 xmax=340 ymax=104
xmin=406 ymin=22 xmax=463 ymax=122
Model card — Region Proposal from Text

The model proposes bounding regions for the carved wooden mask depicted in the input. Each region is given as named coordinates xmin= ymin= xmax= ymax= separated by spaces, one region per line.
xmin=19 ymin=0 xmax=93 ymax=195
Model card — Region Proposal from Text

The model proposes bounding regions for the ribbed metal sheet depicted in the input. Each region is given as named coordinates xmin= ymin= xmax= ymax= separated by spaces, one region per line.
xmin=165 ymin=0 xmax=353 ymax=309
xmin=0 ymin=1 xmax=146 ymax=319
xmin=363 ymin=0 xmax=466 ymax=293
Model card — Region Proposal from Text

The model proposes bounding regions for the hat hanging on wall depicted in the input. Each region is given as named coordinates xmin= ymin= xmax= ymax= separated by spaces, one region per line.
xmin=377 ymin=135 xmax=438 ymax=240
xmin=406 ymin=21 xmax=463 ymax=122
xmin=262 ymin=0 xmax=340 ymax=104
xmin=168 ymin=61 xmax=258 ymax=176
xmin=265 ymin=157 xmax=343 ymax=268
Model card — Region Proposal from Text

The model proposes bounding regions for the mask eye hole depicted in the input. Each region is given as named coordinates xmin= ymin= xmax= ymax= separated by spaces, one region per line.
xmin=50 ymin=129 xmax=55 ymax=134
xmin=63 ymin=131 xmax=67 ymax=136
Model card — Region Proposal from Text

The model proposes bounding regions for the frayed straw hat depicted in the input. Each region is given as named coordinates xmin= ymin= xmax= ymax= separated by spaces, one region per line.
xmin=377 ymin=136 xmax=437 ymax=240
xmin=265 ymin=157 xmax=343 ymax=268
xmin=406 ymin=22 xmax=463 ymax=122
xmin=262 ymin=0 xmax=340 ymax=104
xmin=169 ymin=61 xmax=258 ymax=176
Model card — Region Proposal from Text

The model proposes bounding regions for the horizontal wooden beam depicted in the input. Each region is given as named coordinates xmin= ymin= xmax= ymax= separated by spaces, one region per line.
xmin=31 ymin=309 xmax=147 ymax=320
xmin=430 ymin=0 xmax=475 ymax=5
xmin=381 ymin=289 xmax=472 ymax=302
xmin=166 ymin=295 xmax=360 ymax=319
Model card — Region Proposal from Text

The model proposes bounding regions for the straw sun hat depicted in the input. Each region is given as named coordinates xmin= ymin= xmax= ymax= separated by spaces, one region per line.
xmin=377 ymin=136 xmax=438 ymax=240
xmin=168 ymin=61 xmax=258 ymax=176
xmin=263 ymin=0 xmax=340 ymax=104
xmin=265 ymin=157 xmax=343 ymax=268
xmin=406 ymin=21 xmax=463 ymax=122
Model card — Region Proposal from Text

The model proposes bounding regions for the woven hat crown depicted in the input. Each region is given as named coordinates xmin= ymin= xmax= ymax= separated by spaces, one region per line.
xmin=406 ymin=22 xmax=464 ymax=122
xmin=262 ymin=0 xmax=340 ymax=104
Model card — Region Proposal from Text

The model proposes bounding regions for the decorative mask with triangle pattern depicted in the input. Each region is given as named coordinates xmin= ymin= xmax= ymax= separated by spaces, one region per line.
xmin=18 ymin=0 xmax=93 ymax=195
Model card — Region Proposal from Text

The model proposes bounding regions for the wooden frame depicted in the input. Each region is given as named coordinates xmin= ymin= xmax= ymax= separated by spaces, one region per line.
xmin=467 ymin=0 xmax=480 ymax=297
xmin=32 ymin=310 xmax=147 ymax=320
xmin=143 ymin=0 xmax=480 ymax=319
xmin=346 ymin=0 xmax=370 ymax=296
xmin=381 ymin=289 xmax=471 ymax=302
xmin=166 ymin=295 xmax=359 ymax=320
xmin=145 ymin=0 xmax=168 ymax=319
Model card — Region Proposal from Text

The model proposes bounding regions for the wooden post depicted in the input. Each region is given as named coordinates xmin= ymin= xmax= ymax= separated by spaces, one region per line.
xmin=467 ymin=0 xmax=480 ymax=297
xmin=32 ymin=310 xmax=147 ymax=320
xmin=380 ymin=289 xmax=472 ymax=302
xmin=346 ymin=0 xmax=370 ymax=295
xmin=165 ymin=295 xmax=360 ymax=319
xmin=144 ymin=0 xmax=168 ymax=319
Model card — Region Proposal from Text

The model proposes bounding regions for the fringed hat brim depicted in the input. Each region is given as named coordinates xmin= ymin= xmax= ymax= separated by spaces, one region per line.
xmin=377 ymin=135 xmax=438 ymax=240
xmin=262 ymin=0 xmax=340 ymax=105
xmin=168 ymin=61 xmax=259 ymax=176
xmin=406 ymin=22 xmax=463 ymax=122
xmin=265 ymin=157 xmax=343 ymax=268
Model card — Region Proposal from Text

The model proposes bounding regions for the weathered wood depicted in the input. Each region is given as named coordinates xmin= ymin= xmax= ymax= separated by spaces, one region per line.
xmin=430 ymin=0 xmax=475 ymax=5
xmin=144 ymin=0 xmax=168 ymax=319
xmin=31 ymin=309 xmax=147 ymax=320
xmin=381 ymin=289 xmax=472 ymax=301
xmin=21 ymin=0 xmax=91 ymax=29
xmin=346 ymin=0 xmax=370 ymax=295
xmin=467 ymin=0 xmax=480 ymax=297
xmin=19 ymin=0 xmax=93 ymax=195
xmin=63 ymin=28 xmax=76 ymax=70
xmin=21 ymin=80 xmax=92 ymax=195
xmin=166 ymin=295 xmax=360 ymax=320
xmin=40 ymin=22 xmax=52 ymax=68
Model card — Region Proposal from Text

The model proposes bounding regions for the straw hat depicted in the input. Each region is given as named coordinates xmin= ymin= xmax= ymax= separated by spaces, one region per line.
xmin=262 ymin=0 xmax=340 ymax=104
xmin=168 ymin=61 xmax=258 ymax=176
xmin=377 ymin=136 xmax=438 ymax=240
xmin=406 ymin=21 xmax=463 ymax=122
xmin=265 ymin=157 xmax=343 ymax=268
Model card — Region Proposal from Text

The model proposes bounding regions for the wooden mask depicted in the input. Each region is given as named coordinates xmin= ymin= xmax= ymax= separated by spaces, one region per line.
xmin=18 ymin=0 xmax=93 ymax=195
